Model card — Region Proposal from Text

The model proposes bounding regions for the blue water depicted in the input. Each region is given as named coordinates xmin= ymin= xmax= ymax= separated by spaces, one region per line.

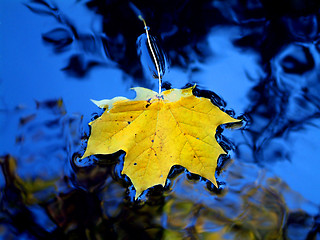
xmin=1 ymin=0 xmax=320 ymax=239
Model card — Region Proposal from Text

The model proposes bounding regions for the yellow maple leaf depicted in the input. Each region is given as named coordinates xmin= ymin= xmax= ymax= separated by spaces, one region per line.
xmin=81 ymin=86 xmax=240 ymax=199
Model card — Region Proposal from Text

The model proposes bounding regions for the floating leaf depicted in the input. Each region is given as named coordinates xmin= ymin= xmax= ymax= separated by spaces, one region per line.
xmin=82 ymin=86 xmax=240 ymax=199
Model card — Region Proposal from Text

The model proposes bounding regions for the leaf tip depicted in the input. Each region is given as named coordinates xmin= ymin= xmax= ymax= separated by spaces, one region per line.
xmin=134 ymin=189 xmax=143 ymax=201
xmin=207 ymin=175 xmax=218 ymax=188
xmin=80 ymin=151 xmax=90 ymax=160
xmin=90 ymin=97 xmax=128 ymax=109
xmin=212 ymin=177 xmax=218 ymax=188
xmin=90 ymin=99 xmax=108 ymax=108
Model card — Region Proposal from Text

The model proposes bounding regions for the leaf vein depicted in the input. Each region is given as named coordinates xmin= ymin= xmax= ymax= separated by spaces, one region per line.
xmin=167 ymin=105 xmax=205 ymax=168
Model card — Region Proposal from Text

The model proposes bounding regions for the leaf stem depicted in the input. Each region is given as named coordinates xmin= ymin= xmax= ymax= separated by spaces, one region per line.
xmin=138 ymin=15 xmax=162 ymax=95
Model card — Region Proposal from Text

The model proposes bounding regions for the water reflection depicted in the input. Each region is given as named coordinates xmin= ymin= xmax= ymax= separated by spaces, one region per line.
xmin=1 ymin=0 xmax=320 ymax=239
xmin=137 ymin=33 xmax=169 ymax=83
xmin=25 ymin=0 xmax=115 ymax=79
xmin=25 ymin=0 xmax=228 ymax=86
xmin=1 ymin=154 xmax=319 ymax=239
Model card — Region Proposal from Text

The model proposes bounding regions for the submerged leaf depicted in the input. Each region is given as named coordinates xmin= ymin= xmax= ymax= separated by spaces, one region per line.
xmin=82 ymin=87 xmax=240 ymax=199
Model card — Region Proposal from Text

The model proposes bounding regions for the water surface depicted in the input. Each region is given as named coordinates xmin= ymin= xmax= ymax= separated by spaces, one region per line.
xmin=1 ymin=0 xmax=320 ymax=239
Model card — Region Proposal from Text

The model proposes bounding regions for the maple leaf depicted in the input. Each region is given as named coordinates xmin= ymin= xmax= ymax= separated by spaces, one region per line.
xmin=81 ymin=86 xmax=240 ymax=199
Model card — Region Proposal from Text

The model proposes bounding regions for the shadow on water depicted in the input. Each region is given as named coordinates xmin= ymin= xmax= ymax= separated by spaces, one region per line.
xmin=1 ymin=0 xmax=320 ymax=239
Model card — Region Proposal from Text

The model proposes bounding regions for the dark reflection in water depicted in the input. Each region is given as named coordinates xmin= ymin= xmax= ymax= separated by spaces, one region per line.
xmin=1 ymin=153 xmax=319 ymax=239
xmin=1 ymin=0 xmax=320 ymax=239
